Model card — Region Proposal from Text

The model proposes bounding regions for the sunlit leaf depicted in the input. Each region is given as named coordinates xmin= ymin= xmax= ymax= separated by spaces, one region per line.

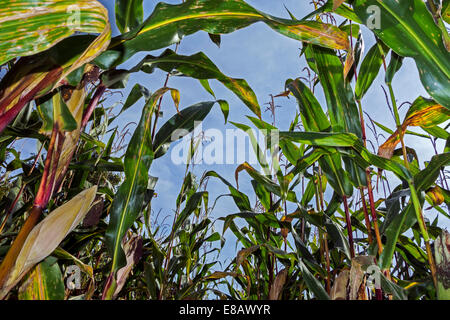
xmin=95 ymin=0 xmax=350 ymax=69
xmin=354 ymin=0 xmax=450 ymax=109
xmin=115 ymin=0 xmax=144 ymax=33
xmin=0 ymin=186 xmax=97 ymax=298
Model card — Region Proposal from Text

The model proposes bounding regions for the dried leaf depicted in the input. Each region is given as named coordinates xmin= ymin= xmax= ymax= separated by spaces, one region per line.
xmin=205 ymin=271 xmax=238 ymax=280
xmin=331 ymin=269 xmax=349 ymax=300
xmin=378 ymin=97 xmax=450 ymax=159
xmin=235 ymin=245 xmax=260 ymax=269
xmin=0 ymin=186 xmax=97 ymax=298
xmin=269 ymin=268 xmax=288 ymax=300
xmin=112 ymin=234 xmax=143 ymax=299
xmin=435 ymin=231 xmax=450 ymax=300
xmin=349 ymin=258 xmax=365 ymax=300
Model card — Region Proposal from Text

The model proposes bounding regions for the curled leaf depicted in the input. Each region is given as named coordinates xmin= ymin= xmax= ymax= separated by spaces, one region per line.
xmin=235 ymin=245 xmax=260 ymax=270
xmin=378 ymin=97 xmax=450 ymax=159
xmin=0 ymin=0 xmax=111 ymax=68
xmin=426 ymin=186 xmax=445 ymax=206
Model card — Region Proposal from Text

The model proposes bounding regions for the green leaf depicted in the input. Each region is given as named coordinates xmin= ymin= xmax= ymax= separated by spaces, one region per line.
xmin=173 ymin=192 xmax=207 ymax=232
xmin=354 ymin=0 xmax=450 ymax=109
xmin=278 ymin=131 xmax=412 ymax=181
xmin=379 ymin=202 xmax=416 ymax=269
xmin=404 ymin=97 xmax=450 ymax=128
xmin=307 ymin=46 xmax=363 ymax=138
xmin=298 ymin=259 xmax=330 ymax=300
xmin=302 ymin=0 xmax=361 ymax=23
xmin=18 ymin=257 xmax=64 ymax=300
xmin=217 ymin=100 xmax=230 ymax=124
xmin=306 ymin=45 xmax=367 ymax=188
xmin=95 ymin=0 xmax=350 ymax=69
xmin=287 ymin=79 xmax=330 ymax=132
xmin=414 ymin=153 xmax=450 ymax=191
xmin=235 ymin=162 xmax=297 ymax=203
xmin=202 ymin=170 xmax=251 ymax=212
xmin=208 ymin=33 xmax=221 ymax=48
xmin=116 ymin=84 xmax=149 ymax=118
xmin=105 ymin=88 xmax=169 ymax=274
xmin=444 ymin=0 xmax=450 ymax=24
xmin=115 ymin=0 xmax=144 ymax=33
xmin=287 ymin=79 xmax=353 ymax=196
xmin=355 ymin=41 xmax=389 ymax=100
xmin=37 ymin=91 xmax=77 ymax=133
xmin=0 ymin=0 xmax=110 ymax=67
xmin=423 ymin=126 xmax=449 ymax=140
xmin=324 ymin=216 xmax=352 ymax=260
xmin=232 ymin=120 xmax=271 ymax=176
xmin=385 ymin=51 xmax=404 ymax=85
xmin=153 ymin=101 xmax=216 ymax=159
xmin=380 ymin=273 xmax=408 ymax=300
xmin=132 ymin=49 xmax=261 ymax=118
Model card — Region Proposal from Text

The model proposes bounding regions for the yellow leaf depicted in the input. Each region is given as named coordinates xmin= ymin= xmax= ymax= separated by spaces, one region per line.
xmin=426 ymin=186 xmax=444 ymax=206
xmin=170 ymin=88 xmax=180 ymax=113
xmin=205 ymin=271 xmax=238 ymax=280
xmin=0 ymin=0 xmax=111 ymax=78
xmin=18 ymin=258 xmax=65 ymax=300
xmin=343 ymin=51 xmax=354 ymax=80
xmin=378 ymin=98 xmax=450 ymax=159
xmin=0 ymin=186 xmax=97 ymax=298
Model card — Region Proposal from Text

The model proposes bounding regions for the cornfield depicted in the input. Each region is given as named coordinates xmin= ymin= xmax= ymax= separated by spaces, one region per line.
xmin=0 ymin=0 xmax=449 ymax=301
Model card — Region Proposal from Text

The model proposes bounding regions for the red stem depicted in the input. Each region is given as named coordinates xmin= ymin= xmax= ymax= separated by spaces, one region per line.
xmin=0 ymin=68 xmax=62 ymax=133
xmin=81 ymin=84 xmax=106 ymax=128
xmin=343 ymin=196 xmax=355 ymax=258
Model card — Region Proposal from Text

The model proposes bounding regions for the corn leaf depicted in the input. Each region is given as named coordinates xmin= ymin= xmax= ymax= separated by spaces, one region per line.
xmin=115 ymin=0 xmax=144 ymax=33
xmin=0 ymin=186 xmax=97 ymax=298
xmin=132 ymin=49 xmax=261 ymax=118
xmin=95 ymin=0 xmax=350 ymax=69
xmin=105 ymin=89 xmax=169 ymax=275
xmin=355 ymin=41 xmax=389 ymax=100
xmin=153 ymin=101 xmax=216 ymax=159
xmin=18 ymin=257 xmax=65 ymax=300
xmin=0 ymin=0 xmax=111 ymax=70
xmin=378 ymin=97 xmax=450 ymax=159
xmin=354 ymin=0 xmax=450 ymax=109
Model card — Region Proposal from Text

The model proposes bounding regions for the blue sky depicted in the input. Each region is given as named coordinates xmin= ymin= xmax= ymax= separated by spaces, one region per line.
xmin=96 ymin=0 xmax=448 ymax=264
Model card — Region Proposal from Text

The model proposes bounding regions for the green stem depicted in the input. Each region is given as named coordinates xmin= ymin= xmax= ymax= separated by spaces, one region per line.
xmin=409 ymin=181 xmax=438 ymax=290
xmin=387 ymin=83 xmax=409 ymax=169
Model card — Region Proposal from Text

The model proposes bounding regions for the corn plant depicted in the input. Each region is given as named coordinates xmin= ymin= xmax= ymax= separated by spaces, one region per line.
xmin=0 ymin=0 xmax=448 ymax=300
